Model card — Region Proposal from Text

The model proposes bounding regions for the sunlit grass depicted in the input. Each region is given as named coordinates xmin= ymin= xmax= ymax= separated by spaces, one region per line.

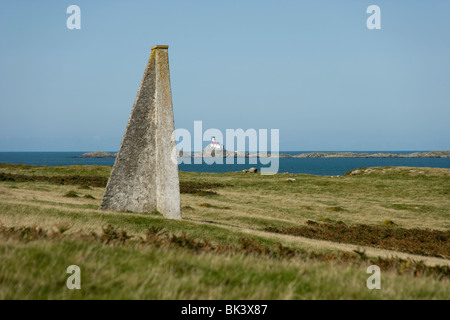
xmin=0 ymin=163 xmax=449 ymax=299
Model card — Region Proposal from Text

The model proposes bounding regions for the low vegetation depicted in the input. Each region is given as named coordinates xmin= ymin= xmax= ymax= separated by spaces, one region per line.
xmin=0 ymin=172 xmax=108 ymax=187
xmin=0 ymin=163 xmax=449 ymax=299
xmin=265 ymin=222 xmax=450 ymax=258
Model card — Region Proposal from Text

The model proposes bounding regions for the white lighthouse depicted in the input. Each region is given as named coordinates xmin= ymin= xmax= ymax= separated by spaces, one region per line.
xmin=210 ymin=136 xmax=223 ymax=150
xmin=202 ymin=136 xmax=230 ymax=158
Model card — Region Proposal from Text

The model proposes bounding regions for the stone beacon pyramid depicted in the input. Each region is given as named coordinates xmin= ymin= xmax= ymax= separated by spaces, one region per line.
xmin=100 ymin=45 xmax=181 ymax=219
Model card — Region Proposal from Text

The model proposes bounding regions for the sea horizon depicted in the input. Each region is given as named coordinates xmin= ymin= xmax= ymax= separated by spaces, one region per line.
xmin=1 ymin=151 xmax=450 ymax=176
xmin=0 ymin=150 xmax=446 ymax=153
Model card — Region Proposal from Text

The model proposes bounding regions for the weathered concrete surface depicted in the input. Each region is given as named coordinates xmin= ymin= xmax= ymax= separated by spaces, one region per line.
xmin=100 ymin=45 xmax=181 ymax=219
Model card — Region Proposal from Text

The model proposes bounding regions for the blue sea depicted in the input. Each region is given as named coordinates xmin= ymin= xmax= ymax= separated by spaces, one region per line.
xmin=1 ymin=151 xmax=449 ymax=176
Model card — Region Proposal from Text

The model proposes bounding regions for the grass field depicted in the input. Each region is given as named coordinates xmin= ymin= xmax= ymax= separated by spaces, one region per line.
xmin=0 ymin=163 xmax=449 ymax=299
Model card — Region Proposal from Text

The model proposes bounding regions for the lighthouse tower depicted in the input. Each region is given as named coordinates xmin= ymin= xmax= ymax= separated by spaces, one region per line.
xmin=210 ymin=136 xmax=222 ymax=150
xmin=203 ymin=135 xmax=230 ymax=158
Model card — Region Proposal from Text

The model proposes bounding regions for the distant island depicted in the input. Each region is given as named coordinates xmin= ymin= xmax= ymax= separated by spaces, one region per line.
xmin=287 ymin=151 xmax=450 ymax=158
xmin=75 ymin=152 xmax=117 ymax=158
xmin=77 ymin=151 xmax=450 ymax=159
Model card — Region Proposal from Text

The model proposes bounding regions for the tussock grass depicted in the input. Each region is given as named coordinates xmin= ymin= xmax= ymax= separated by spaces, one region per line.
xmin=327 ymin=206 xmax=345 ymax=212
xmin=63 ymin=191 xmax=79 ymax=198
xmin=383 ymin=219 xmax=396 ymax=226
xmin=199 ymin=203 xmax=230 ymax=209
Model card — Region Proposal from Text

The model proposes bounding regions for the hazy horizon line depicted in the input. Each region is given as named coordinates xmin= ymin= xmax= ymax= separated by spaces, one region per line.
xmin=0 ymin=150 xmax=448 ymax=153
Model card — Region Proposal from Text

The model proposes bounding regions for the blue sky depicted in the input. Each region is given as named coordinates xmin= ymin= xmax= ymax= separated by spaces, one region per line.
xmin=0 ymin=0 xmax=449 ymax=151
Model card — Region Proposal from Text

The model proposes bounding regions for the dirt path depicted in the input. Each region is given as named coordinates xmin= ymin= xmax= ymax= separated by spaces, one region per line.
xmin=187 ymin=218 xmax=450 ymax=267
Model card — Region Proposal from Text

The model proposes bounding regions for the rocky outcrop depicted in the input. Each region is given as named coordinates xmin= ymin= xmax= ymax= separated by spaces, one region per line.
xmin=77 ymin=152 xmax=117 ymax=158
xmin=78 ymin=150 xmax=450 ymax=159
xmin=200 ymin=145 xmax=234 ymax=158
xmin=293 ymin=151 xmax=450 ymax=158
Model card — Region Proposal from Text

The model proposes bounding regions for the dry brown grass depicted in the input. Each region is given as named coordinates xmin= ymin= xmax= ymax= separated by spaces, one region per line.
xmin=265 ymin=222 xmax=450 ymax=258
